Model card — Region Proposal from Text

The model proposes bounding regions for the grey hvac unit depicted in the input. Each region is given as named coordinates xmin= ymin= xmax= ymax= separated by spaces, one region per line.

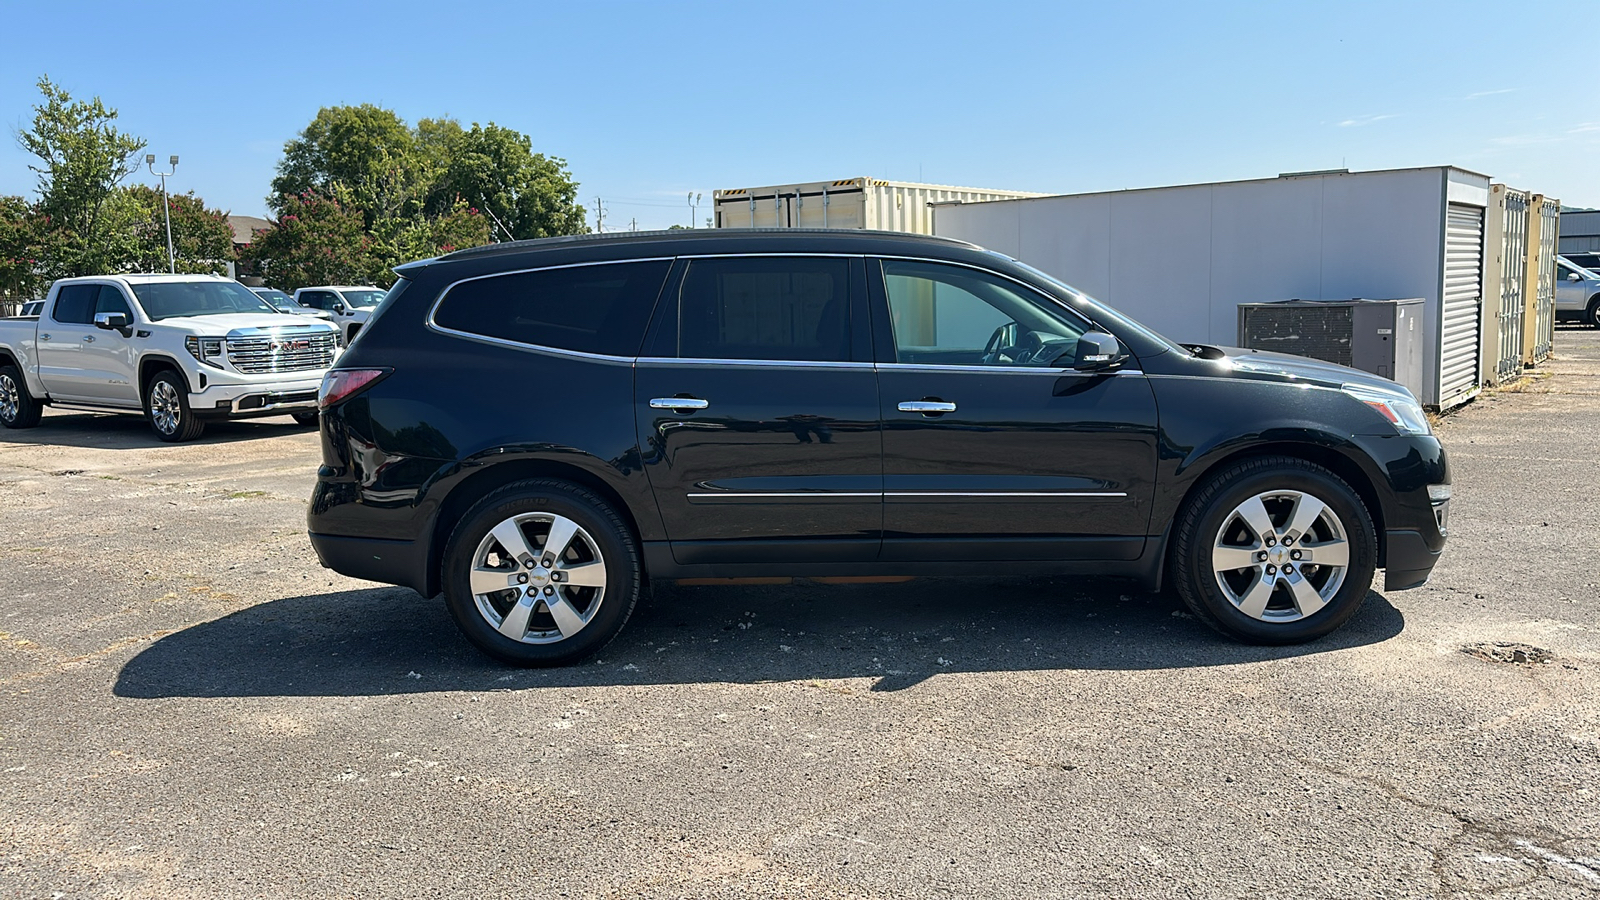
xmin=1236 ymin=299 xmax=1425 ymax=400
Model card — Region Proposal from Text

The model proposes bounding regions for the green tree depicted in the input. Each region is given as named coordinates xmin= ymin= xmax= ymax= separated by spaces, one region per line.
xmin=123 ymin=185 xmax=236 ymax=275
xmin=0 ymin=196 xmax=59 ymax=301
xmin=269 ymin=105 xmax=423 ymax=226
xmin=15 ymin=76 xmax=147 ymax=276
xmin=424 ymin=122 xmax=587 ymax=240
xmin=367 ymin=198 xmax=492 ymax=283
xmin=241 ymin=191 xmax=372 ymax=291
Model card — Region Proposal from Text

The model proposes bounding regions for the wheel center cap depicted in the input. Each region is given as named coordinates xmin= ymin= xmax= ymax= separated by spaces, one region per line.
xmin=528 ymin=570 xmax=550 ymax=588
xmin=1267 ymin=546 xmax=1290 ymax=566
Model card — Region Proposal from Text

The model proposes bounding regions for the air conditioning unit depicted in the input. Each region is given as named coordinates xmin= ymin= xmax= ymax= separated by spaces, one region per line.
xmin=1236 ymin=299 xmax=1425 ymax=399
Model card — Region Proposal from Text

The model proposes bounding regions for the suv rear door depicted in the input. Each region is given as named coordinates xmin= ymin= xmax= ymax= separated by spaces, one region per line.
xmin=868 ymin=258 xmax=1160 ymax=561
xmin=634 ymin=255 xmax=882 ymax=565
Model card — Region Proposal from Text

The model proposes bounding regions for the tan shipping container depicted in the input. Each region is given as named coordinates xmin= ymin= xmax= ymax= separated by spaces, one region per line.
xmin=713 ymin=178 xmax=1043 ymax=234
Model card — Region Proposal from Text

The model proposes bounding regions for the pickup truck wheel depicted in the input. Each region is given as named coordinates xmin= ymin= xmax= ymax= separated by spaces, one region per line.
xmin=442 ymin=479 xmax=640 ymax=667
xmin=291 ymin=411 xmax=319 ymax=427
xmin=144 ymin=370 xmax=205 ymax=442
xmin=0 ymin=365 xmax=42 ymax=429
xmin=1171 ymin=456 xmax=1376 ymax=645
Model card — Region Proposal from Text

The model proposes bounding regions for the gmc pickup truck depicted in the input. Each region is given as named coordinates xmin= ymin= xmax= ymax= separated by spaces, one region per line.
xmin=0 ymin=274 xmax=341 ymax=441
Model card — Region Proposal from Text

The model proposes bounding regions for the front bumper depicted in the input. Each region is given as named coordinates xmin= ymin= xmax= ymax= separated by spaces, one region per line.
xmin=188 ymin=372 xmax=324 ymax=418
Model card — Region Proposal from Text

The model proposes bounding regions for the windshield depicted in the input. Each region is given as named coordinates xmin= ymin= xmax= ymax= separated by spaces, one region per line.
xmin=993 ymin=253 xmax=1190 ymax=356
xmin=131 ymin=281 xmax=278 ymax=320
xmin=253 ymin=289 xmax=296 ymax=310
xmin=339 ymin=289 xmax=386 ymax=309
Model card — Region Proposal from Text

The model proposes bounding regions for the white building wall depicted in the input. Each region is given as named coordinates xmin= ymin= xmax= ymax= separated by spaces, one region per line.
xmin=933 ymin=167 xmax=1487 ymax=406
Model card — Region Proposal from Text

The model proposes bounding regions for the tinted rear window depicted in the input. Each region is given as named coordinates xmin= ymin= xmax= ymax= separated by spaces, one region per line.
xmin=51 ymin=284 xmax=98 ymax=324
xmin=677 ymin=257 xmax=852 ymax=362
xmin=433 ymin=261 xmax=672 ymax=357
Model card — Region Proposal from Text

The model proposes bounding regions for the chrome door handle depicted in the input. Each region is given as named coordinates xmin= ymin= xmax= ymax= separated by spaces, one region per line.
xmin=649 ymin=397 xmax=710 ymax=411
xmin=40 ymin=333 xmax=50 ymax=341
xmin=83 ymin=336 xmax=95 ymax=343
xmin=898 ymin=400 xmax=957 ymax=414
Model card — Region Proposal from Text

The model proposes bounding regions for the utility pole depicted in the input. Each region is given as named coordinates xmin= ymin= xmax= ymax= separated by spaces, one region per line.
xmin=593 ymin=196 xmax=605 ymax=233
xmin=687 ymin=192 xmax=702 ymax=228
xmin=145 ymin=154 xmax=179 ymax=273
xmin=629 ymin=217 xmax=637 ymax=232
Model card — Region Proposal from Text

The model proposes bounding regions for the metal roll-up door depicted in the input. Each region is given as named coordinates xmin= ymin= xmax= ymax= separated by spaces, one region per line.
xmin=1440 ymin=203 xmax=1484 ymax=406
xmin=1497 ymin=192 xmax=1528 ymax=384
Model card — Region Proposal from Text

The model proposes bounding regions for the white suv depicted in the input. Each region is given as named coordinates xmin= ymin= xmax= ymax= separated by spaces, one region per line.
xmin=292 ymin=285 xmax=386 ymax=345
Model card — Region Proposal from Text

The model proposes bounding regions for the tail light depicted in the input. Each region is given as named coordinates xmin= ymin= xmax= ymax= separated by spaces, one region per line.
xmin=318 ymin=368 xmax=391 ymax=409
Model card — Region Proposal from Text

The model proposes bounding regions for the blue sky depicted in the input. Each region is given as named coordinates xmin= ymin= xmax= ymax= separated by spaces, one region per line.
xmin=2 ymin=0 xmax=1596 ymax=231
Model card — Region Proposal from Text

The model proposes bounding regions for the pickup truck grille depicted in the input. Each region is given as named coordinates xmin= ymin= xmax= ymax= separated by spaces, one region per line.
xmin=226 ymin=331 xmax=338 ymax=374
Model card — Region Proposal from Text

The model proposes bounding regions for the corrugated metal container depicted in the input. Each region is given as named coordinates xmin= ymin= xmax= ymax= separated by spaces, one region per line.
xmin=712 ymin=178 xmax=1043 ymax=234
xmin=1480 ymin=185 xmax=1529 ymax=386
xmin=1527 ymin=197 xmax=1559 ymax=364
xmin=1557 ymin=210 xmax=1600 ymax=253
xmin=932 ymin=166 xmax=1492 ymax=408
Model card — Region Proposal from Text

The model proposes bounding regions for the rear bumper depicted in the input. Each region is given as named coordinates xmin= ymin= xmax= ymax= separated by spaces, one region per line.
xmin=309 ymin=531 xmax=433 ymax=596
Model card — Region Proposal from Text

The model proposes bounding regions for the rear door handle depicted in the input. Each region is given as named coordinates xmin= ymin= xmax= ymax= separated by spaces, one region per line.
xmin=82 ymin=336 xmax=95 ymax=343
xmin=650 ymin=397 xmax=710 ymax=411
xmin=898 ymin=400 xmax=956 ymax=414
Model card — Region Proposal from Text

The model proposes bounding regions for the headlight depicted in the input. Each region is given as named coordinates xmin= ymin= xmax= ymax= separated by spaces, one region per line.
xmin=184 ymin=335 xmax=225 ymax=369
xmin=1343 ymin=384 xmax=1431 ymax=435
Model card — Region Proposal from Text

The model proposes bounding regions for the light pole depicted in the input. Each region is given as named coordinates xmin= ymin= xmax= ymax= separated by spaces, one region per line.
xmin=688 ymin=192 xmax=701 ymax=228
xmin=146 ymin=154 xmax=179 ymax=273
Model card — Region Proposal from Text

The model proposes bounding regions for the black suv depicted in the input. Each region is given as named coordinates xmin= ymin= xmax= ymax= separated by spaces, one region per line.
xmin=309 ymin=230 xmax=1449 ymax=665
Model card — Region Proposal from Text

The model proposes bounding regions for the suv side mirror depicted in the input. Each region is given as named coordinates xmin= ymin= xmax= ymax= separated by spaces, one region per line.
xmin=1070 ymin=331 xmax=1129 ymax=371
xmin=94 ymin=311 xmax=130 ymax=331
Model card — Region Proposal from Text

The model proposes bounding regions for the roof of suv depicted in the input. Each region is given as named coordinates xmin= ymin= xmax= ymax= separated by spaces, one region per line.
xmin=401 ymin=228 xmax=984 ymax=274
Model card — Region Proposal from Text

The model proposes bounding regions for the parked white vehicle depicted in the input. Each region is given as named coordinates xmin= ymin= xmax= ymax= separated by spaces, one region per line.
xmin=252 ymin=287 xmax=335 ymax=322
xmin=0 ymin=274 xmax=340 ymax=441
xmin=292 ymin=285 xmax=386 ymax=345
xmin=1555 ymin=256 xmax=1600 ymax=327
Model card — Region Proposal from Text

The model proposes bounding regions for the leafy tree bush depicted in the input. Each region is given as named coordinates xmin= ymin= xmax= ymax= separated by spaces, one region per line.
xmin=241 ymin=191 xmax=371 ymax=291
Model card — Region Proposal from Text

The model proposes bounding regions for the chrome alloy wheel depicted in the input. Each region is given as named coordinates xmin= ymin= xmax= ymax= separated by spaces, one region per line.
xmin=1211 ymin=490 xmax=1350 ymax=622
xmin=469 ymin=513 xmax=608 ymax=644
xmin=149 ymin=379 xmax=182 ymax=435
xmin=0 ymin=373 xmax=18 ymax=423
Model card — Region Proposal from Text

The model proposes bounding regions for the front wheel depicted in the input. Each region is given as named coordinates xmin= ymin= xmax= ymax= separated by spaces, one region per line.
xmin=0 ymin=365 xmax=43 ymax=429
xmin=144 ymin=370 xmax=205 ymax=442
xmin=1171 ymin=456 xmax=1376 ymax=644
xmin=441 ymin=479 xmax=641 ymax=666
xmin=291 ymin=411 xmax=319 ymax=427
xmin=1587 ymin=298 xmax=1600 ymax=329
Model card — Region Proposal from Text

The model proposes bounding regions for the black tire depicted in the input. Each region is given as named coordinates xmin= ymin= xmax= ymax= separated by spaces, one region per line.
xmin=144 ymin=369 xmax=205 ymax=442
xmin=1587 ymin=297 xmax=1600 ymax=329
xmin=0 ymin=364 xmax=43 ymax=429
xmin=291 ymin=411 xmax=320 ymax=427
xmin=1171 ymin=456 xmax=1377 ymax=645
xmin=441 ymin=479 xmax=641 ymax=666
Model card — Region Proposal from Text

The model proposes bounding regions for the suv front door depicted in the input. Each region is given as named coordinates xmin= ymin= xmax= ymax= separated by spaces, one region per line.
xmin=635 ymin=255 xmax=881 ymax=565
xmin=869 ymin=258 xmax=1160 ymax=561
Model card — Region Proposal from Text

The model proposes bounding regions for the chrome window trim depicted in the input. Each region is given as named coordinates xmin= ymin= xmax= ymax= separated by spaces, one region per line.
xmin=638 ymin=356 xmax=874 ymax=370
xmin=424 ymin=257 xmax=676 ymax=365
xmin=878 ymin=362 xmax=1144 ymax=376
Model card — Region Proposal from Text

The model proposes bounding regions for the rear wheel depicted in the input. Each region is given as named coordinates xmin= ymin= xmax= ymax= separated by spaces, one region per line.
xmin=1172 ymin=456 xmax=1376 ymax=644
xmin=0 ymin=365 xmax=42 ymax=429
xmin=144 ymin=370 xmax=205 ymax=442
xmin=291 ymin=411 xmax=319 ymax=427
xmin=442 ymin=479 xmax=641 ymax=666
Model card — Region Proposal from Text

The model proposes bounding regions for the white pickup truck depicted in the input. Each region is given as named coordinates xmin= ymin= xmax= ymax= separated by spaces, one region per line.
xmin=292 ymin=285 xmax=386 ymax=346
xmin=0 ymin=274 xmax=341 ymax=442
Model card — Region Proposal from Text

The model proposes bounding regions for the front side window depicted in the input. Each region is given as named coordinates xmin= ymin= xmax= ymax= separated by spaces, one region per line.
xmin=677 ymin=257 xmax=852 ymax=362
xmin=338 ymin=289 xmax=386 ymax=309
xmin=881 ymin=260 xmax=1088 ymax=367
xmin=432 ymin=260 xmax=672 ymax=357
xmin=129 ymin=281 xmax=277 ymax=321
xmin=94 ymin=285 xmax=133 ymax=319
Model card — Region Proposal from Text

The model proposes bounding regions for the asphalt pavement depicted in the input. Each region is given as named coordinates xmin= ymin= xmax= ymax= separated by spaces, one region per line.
xmin=1 ymin=328 xmax=1597 ymax=899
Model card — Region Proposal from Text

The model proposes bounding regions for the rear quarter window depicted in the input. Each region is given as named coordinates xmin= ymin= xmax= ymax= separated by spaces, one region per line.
xmin=432 ymin=260 xmax=672 ymax=357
